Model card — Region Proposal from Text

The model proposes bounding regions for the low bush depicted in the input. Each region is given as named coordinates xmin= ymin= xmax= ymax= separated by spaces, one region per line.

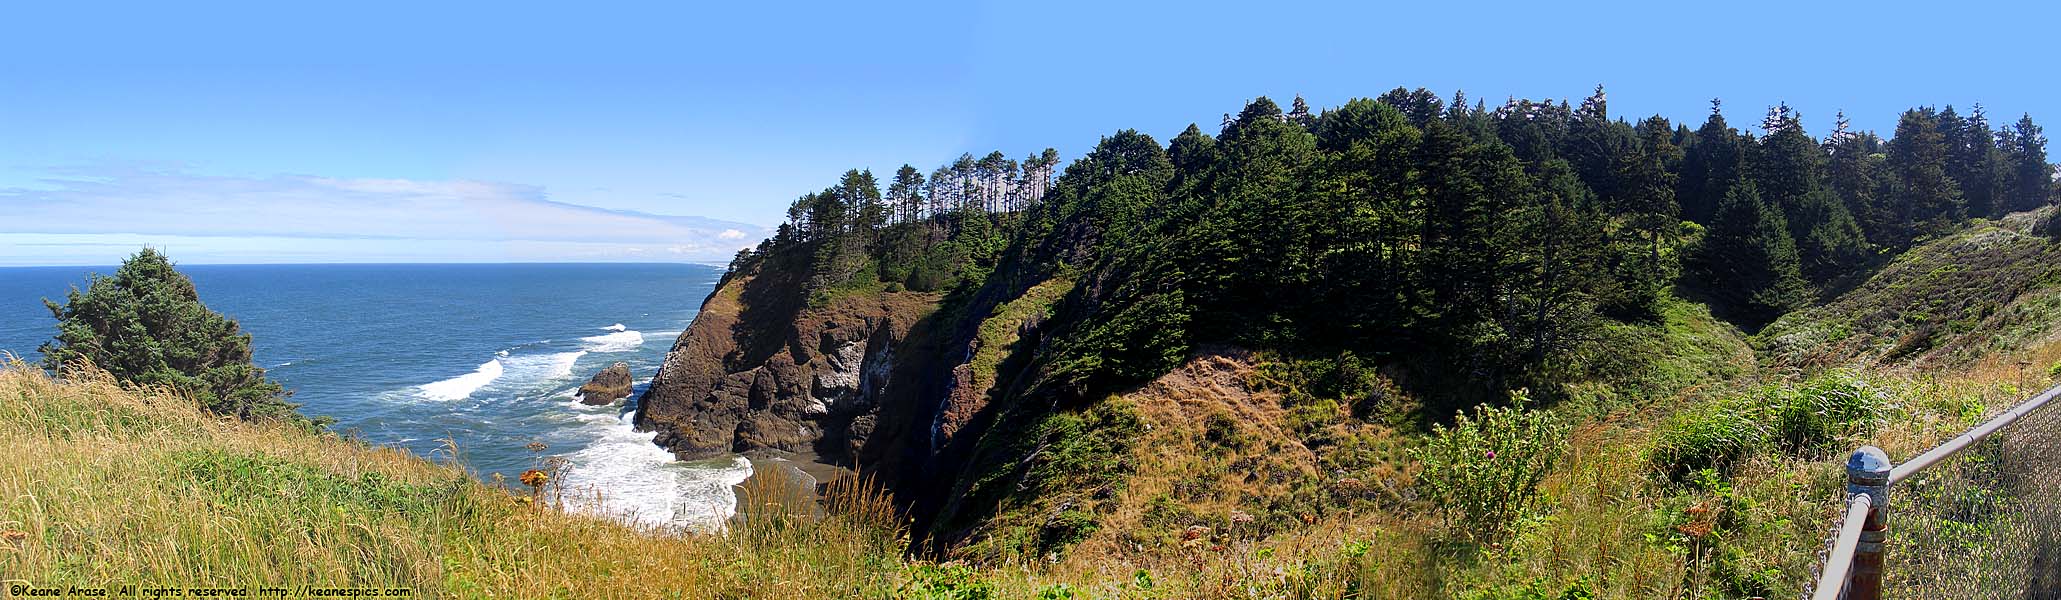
xmin=1411 ymin=394 xmax=1569 ymax=542
xmin=1650 ymin=371 xmax=1882 ymax=481
xmin=1772 ymin=371 xmax=1882 ymax=452
xmin=1649 ymin=397 xmax=1769 ymax=482
xmin=897 ymin=564 xmax=995 ymax=600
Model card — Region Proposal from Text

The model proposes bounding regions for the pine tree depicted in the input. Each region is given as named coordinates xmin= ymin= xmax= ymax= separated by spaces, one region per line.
xmin=1501 ymin=159 xmax=1610 ymax=377
xmin=1825 ymin=113 xmax=1889 ymax=243
xmin=1679 ymin=100 xmax=1746 ymax=225
xmin=888 ymin=165 xmax=926 ymax=223
xmin=1886 ymin=108 xmax=1963 ymax=240
xmin=1288 ymin=94 xmax=1316 ymax=130
xmin=1417 ymin=121 xmax=1526 ymax=345
xmin=1949 ymin=105 xmax=2004 ymax=217
xmin=41 ymin=248 xmax=306 ymax=422
xmin=1605 ymin=116 xmax=1682 ymax=316
xmin=1562 ymin=85 xmax=1633 ymax=204
xmin=1184 ymin=97 xmax=1320 ymax=341
xmin=1311 ymin=98 xmax=1422 ymax=340
xmin=1751 ymin=106 xmax=1866 ymax=281
xmin=2002 ymin=113 xmax=2053 ymax=213
xmin=1377 ymin=87 xmax=1444 ymax=128
xmin=1696 ymin=180 xmax=1808 ymax=327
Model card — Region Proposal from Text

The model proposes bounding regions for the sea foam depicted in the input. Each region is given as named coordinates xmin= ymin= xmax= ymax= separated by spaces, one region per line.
xmin=580 ymin=330 xmax=644 ymax=353
xmin=602 ymin=323 xmax=627 ymax=332
xmin=419 ymin=359 xmax=504 ymax=401
xmin=560 ymin=402 xmax=753 ymax=531
xmin=501 ymin=350 xmax=587 ymax=381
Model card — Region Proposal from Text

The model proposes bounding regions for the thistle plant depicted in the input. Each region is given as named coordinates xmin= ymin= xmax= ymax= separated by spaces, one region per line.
xmin=1410 ymin=392 xmax=1569 ymax=543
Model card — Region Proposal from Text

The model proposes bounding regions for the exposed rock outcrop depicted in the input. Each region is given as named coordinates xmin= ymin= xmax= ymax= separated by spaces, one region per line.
xmin=634 ymin=255 xmax=1086 ymax=558
xmin=578 ymin=362 xmax=635 ymax=405
xmin=633 ymin=269 xmax=938 ymax=463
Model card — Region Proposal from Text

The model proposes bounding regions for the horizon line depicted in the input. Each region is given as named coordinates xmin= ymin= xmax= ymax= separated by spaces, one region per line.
xmin=0 ymin=260 xmax=732 ymax=269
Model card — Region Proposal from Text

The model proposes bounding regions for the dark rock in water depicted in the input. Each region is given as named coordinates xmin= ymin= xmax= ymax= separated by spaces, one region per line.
xmin=578 ymin=362 xmax=635 ymax=405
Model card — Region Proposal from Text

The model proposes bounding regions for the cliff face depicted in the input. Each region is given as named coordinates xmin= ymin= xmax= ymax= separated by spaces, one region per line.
xmin=633 ymin=243 xmax=1083 ymax=550
xmin=634 ymin=269 xmax=939 ymax=464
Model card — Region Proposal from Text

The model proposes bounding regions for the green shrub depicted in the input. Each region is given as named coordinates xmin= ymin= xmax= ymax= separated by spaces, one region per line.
xmin=1284 ymin=399 xmax=1343 ymax=437
xmin=1411 ymin=394 xmax=1569 ymax=542
xmin=1202 ymin=411 xmax=1247 ymax=451
xmin=1650 ymin=372 xmax=1879 ymax=482
xmin=1462 ymin=577 xmax=1598 ymax=600
xmin=896 ymin=564 xmax=995 ymax=600
xmin=1649 ymin=397 xmax=1768 ymax=482
xmin=1772 ymin=371 xmax=1882 ymax=452
xmin=1037 ymin=509 xmax=1100 ymax=553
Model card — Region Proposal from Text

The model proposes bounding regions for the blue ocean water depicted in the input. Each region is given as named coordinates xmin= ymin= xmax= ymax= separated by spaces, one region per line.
xmin=0 ymin=262 xmax=750 ymax=530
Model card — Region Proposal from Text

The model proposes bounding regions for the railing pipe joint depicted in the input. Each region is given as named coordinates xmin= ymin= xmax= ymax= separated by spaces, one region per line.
xmin=1845 ymin=446 xmax=1892 ymax=600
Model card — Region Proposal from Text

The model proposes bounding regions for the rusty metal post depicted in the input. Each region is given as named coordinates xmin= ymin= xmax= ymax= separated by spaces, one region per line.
xmin=1848 ymin=446 xmax=1892 ymax=600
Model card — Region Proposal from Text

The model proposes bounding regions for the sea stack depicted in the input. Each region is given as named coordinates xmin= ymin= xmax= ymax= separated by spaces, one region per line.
xmin=578 ymin=362 xmax=634 ymax=405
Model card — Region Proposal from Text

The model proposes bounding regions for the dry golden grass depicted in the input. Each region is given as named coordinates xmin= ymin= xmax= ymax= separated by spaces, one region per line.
xmin=7 ymin=330 xmax=2057 ymax=599
xmin=0 ymin=361 xmax=907 ymax=599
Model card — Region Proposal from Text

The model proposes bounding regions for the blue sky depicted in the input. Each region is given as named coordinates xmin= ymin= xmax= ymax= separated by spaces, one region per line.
xmin=3 ymin=0 xmax=2055 ymax=265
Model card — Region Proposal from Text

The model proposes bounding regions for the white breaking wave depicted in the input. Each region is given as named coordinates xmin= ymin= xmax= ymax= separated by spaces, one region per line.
xmin=560 ymin=404 xmax=753 ymax=531
xmin=602 ymin=323 xmax=627 ymax=332
xmin=580 ymin=330 xmax=644 ymax=353
xmin=502 ymin=350 xmax=587 ymax=382
xmin=419 ymin=359 xmax=504 ymax=401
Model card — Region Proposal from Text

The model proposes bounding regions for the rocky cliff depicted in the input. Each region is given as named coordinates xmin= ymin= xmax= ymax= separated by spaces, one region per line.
xmin=632 ymin=238 xmax=1086 ymax=553
xmin=634 ymin=265 xmax=941 ymax=466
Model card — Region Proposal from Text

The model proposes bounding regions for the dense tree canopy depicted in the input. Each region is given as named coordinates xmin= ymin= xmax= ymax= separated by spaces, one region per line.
xmin=732 ymin=87 xmax=2056 ymax=402
xmin=41 ymin=248 xmax=307 ymax=422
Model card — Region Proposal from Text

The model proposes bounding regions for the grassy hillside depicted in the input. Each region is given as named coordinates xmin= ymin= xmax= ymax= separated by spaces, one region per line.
xmin=12 ymin=213 xmax=2061 ymax=598
xmin=1763 ymin=208 xmax=2061 ymax=370
xmin=5 ymin=323 xmax=2059 ymax=599
xmin=0 ymin=362 xmax=906 ymax=599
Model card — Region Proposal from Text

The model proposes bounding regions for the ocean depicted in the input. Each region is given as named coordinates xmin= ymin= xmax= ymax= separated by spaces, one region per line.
xmin=0 ymin=262 xmax=750 ymax=530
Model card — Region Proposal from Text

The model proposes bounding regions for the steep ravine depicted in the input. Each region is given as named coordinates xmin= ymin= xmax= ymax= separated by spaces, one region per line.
xmin=633 ymin=249 xmax=1082 ymax=552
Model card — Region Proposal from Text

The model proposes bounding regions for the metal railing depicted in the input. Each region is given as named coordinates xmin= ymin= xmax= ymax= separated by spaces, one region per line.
xmin=1809 ymin=382 xmax=2061 ymax=600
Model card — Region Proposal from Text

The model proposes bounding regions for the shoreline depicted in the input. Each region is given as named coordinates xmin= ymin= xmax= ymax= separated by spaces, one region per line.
xmin=730 ymin=447 xmax=853 ymax=523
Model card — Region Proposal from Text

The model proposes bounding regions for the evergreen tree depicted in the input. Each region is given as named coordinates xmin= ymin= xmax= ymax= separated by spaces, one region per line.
xmin=1679 ymin=100 xmax=1746 ymax=225
xmin=1604 ymin=116 xmax=1682 ymax=316
xmin=1493 ymin=97 xmax=1571 ymax=165
xmin=1376 ymin=86 xmax=1442 ymax=128
xmin=952 ymin=153 xmax=979 ymax=214
xmin=1825 ymin=113 xmax=1889 ymax=244
xmin=1312 ymin=98 xmax=1423 ymax=340
xmin=888 ymin=164 xmax=926 ymax=223
xmin=1417 ymin=121 xmax=1527 ymax=352
xmin=1288 ymin=94 xmax=1316 ymax=130
xmin=1948 ymin=105 xmax=2004 ymax=217
xmin=40 ymin=248 xmax=306 ymax=422
xmin=2002 ymin=113 xmax=2053 ymax=213
xmin=1885 ymin=108 xmax=1963 ymax=240
xmin=1500 ymin=160 xmax=1610 ymax=380
xmin=1562 ymin=85 xmax=1634 ymax=204
xmin=1184 ymin=97 xmax=1320 ymax=341
xmin=1751 ymin=105 xmax=1866 ymax=281
xmin=1696 ymin=181 xmax=1808 ymax=327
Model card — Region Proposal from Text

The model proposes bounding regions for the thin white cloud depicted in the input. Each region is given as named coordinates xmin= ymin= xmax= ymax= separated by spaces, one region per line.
xmin=0 ymin=165 xmax=770 ymax=264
